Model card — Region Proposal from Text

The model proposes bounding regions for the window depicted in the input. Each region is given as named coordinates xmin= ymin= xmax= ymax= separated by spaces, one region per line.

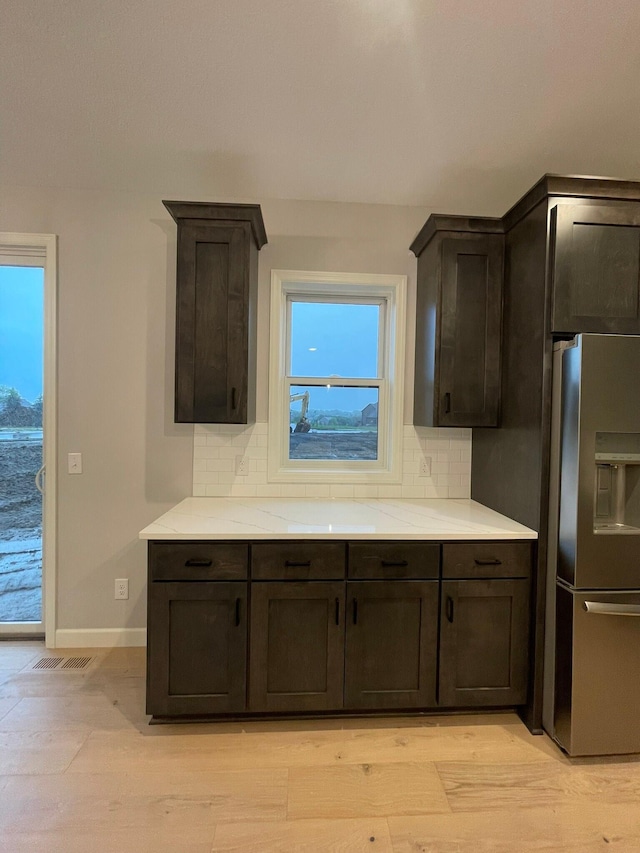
xmin=268 ymin=270 xmax=406 ymax=482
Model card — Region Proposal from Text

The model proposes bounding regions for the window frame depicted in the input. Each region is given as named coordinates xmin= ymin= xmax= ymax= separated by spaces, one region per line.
xmin=268 ymin=270 xmax=406 ymax=483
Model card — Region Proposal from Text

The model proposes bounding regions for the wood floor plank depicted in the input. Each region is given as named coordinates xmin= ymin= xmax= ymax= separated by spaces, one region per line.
xmin=287 ymin=762 xmax=450 ymax=819
xmin=0 ymin=830 xmax=214 ymax=853
xmin=0 ymin=694 xmax=141 ymax=731
xmin=0 ymin=768 xmax=287 ymax=832
xmin=0 ymin=730 xmax=88 ymax=774
xmin=388 ymin=803 xmax=640 ymax=852
xmin=66 ymin=723 xmax=555 ymax=775
xmin=212 ymin=817 xmax=392 ymax=852
xmin=436 ymin=760 xmax=640 ymax=812
xmin=0 ymin=696 xmax=20 ymax=721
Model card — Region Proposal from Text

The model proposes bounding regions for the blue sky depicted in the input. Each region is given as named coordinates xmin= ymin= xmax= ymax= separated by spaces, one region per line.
xmin=290 ymin=301 xmax=379 ymax=412
xmin=0 ymin=266 xmax=44 ymax=403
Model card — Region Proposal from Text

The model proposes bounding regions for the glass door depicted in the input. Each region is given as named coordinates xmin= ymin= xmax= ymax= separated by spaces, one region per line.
xmin=0 ymin=264 xmax=45 ymax=633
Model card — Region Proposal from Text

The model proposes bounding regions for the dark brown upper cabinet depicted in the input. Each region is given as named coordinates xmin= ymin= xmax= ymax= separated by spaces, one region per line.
xmin=551 ymin=201 xmax=640 ymax=335
xmin=411 ymin=217 xmax=504 ymax=428
xmin=163 ymin=201 xmax=267 ymax=423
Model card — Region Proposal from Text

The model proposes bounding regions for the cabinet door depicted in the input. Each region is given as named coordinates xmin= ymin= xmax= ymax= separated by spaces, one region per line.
xmin=146 ymin=581 xmax=247 ymax=717
xmin=439 ymin=579 xmax=529 ymax=707
xmin=436 ymin=236 xmax=503 ymax=427
xmin=551 ymin=203 xmax=640 ymax=334
xmin=174 ymin=223 xmax=251 ymax=423
xmin=344 ymin=581 xmax=438 ymax=710
xmin=249 ymin=582 xmax=345 ymax=713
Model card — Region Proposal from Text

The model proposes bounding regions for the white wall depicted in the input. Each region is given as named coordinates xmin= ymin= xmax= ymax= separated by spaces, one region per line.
xmin=0 ymin=187 xmax=471 ymax=642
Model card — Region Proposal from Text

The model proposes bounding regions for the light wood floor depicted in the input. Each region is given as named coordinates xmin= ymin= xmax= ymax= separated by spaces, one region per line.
xmin=0 ymin=641 xmax=639 ymax=852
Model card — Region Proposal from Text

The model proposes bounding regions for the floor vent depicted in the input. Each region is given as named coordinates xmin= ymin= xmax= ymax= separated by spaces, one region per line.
xmin=61 ymin=656 xmax=93 ymax=670
xmin=33 ymin=657 xmax=63 ymax=669
xmin=32 ymin=656 xmax=95 ymax=671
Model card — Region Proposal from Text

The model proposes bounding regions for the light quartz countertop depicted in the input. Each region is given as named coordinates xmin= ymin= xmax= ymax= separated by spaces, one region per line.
xmin=139 ymin=497 xmax=537 ymax=541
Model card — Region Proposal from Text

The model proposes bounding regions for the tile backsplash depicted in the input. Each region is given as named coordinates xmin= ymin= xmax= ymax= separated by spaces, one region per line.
xmin=193 ymin=423 xmax=471 ymax=499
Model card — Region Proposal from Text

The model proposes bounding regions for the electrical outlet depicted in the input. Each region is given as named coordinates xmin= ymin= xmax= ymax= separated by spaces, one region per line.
xmin=419 ymin=456 xmax=432 ymax=477
xmin=115 ymin=578 xmax=129 ymax=600
xmin=235 ymin=455 xmax=248 ymax=475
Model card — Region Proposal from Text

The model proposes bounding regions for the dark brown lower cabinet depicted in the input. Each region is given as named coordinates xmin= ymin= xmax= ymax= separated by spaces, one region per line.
xmin=249 ymin=582 xmax=345 ymax=712
xmin=439 ymin=579 xmax=529 ymax=707
xmin=146 ymin=581 xmax=248 ymax=716
xmin=344 ymin=581 xmax=439 ymax=709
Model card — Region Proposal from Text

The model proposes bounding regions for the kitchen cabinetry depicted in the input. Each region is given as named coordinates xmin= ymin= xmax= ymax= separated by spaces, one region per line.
xmin=551 ymin=201 xmax=640 ymax=335
xmin=249 ymin=581 xmax=345 ymax=712
xmin=163 ymin=201 xmax=267 ymax=424
xmin=344 ymin=580 xmax=438 ymax=709
xmin=438 ymin=543 xmax=531 ymax=707
xmin=411 ymin=218 xmax=504 ymax=428
xmin=146 ymin=536 xmax=532 ymax=720
xmin=146 ymin=542 xmax=248 ymax=716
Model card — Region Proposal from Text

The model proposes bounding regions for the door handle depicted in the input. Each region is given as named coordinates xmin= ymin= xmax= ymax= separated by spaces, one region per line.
xmin=352 ymin=598 xmax=358 ymax=625
xmin=231 ymin=387 xmax=237 ymax=409
xmin=444 ymin=392 xmax=451 ymax=414
xmin=235 ymin=597 xmax=241 ymax=626
xmin=35 ymin=464 xmax=45 ymax=495
xmin=446 ymin=596 xmax=454 ymax=623
xmin=583 ymin=601 xmax=640 ymax=616
xmin=335 ymin=597 xmax=340 ymax=626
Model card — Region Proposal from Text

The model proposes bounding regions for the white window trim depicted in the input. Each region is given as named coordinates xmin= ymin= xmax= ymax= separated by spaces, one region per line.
xmin=268 ymin=269 xmax=406 ymax=483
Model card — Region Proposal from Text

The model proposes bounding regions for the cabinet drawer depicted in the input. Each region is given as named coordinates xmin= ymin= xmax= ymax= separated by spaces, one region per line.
xmin=348 ymin=542 xmax=440 ymax=579
xmin=149 ymin=542 xmax=248 ymax=581
xmin=251 ymin=542 xmax=346 ymax=580
xmin=442 ymin=542 xmax=531 ymax=579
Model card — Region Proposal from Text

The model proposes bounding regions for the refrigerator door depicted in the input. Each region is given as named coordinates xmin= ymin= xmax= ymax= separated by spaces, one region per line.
xmin=558 ymin=334 xmax=640 ymax=589
xmin=554 ymin=585 xmax=640 ymax=756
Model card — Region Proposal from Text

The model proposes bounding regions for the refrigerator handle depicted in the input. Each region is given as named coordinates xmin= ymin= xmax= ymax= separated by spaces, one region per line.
xmin=583 ymin=601 xmax=640 ymax=617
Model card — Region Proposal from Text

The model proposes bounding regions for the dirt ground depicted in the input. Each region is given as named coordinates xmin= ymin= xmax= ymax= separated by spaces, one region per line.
xmin=0 ymin=441 xmax=42 ymax=536
xmin=0 ymin=440 xmax=42 ymax=622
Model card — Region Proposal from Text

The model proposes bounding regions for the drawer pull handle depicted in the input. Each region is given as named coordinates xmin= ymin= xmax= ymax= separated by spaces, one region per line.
xmin=335 ymin=597 xmax=340 ymax=625
xmin=474 ymin=558 xmax=502 ymax=566
xmin=353 ymin=598 xmax=358 ymax=625
xmin=381 ymin=560 xmax=409 ymax=568
xmin=446 ymin=596 xmax=454 ymax=623
xmin=285 ymin=560 xmax=311 ymax=568
xmin=185 ymin=559 xmax=213 ymax=567
xmin=235 ymin=597 xmax=241 ymax=626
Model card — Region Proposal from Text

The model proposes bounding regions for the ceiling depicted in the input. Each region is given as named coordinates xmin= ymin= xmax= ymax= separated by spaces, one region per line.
xmin=2 ymin=0 xmax=640 ymax=214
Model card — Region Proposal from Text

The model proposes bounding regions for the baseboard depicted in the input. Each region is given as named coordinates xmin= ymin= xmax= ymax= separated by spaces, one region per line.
xmin=53 ymin=628 xmax=146 ymax=648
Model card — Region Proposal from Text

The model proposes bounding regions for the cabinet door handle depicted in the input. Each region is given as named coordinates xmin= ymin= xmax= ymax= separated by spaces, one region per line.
xmin=285 ymin=560 xmax=311 ymax=567
xmin=381 ymin=560 xmax=408 ymax=568
xmin=231 ymin=387 xmax=237 ymax=409
xmin=235 ymin=597 xmax=241 ymax=626
xmin=446 ymin=596 xmax=454 ymax=623
xmin=185 ymin=559 xmax=213 ymax=567
xmin=444 ymin=392 xmax=451 ymax=414
xmin=474 ymin=558 xmax=502 ymax=566
xmin=335 ymin=597 xmax=340 ymax=625
xmin=353 ymin=598 xmax=358 ymax=625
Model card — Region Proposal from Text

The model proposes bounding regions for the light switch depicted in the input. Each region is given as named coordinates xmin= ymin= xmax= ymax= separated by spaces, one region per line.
xmin=68 ymin=452 xmax=83 ymax=474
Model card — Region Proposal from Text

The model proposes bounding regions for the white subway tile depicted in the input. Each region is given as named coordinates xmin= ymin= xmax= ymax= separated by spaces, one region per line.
xmin=354 ymin=485 xmax=380 ymax=498
xmin=330 ymin=485 xmax=354 ymax=498
xmin=255 ymin=484 xmax=282 ymax=497
xmin=303 ymin=484 xmax=329 ymax=497
xmin=205 ymin=485 xmax=231 ymax=496
xmin=192 ymin=484 xmax=206 ymax=496
xmin=193 ymin=459 xmax=207 ymax=472
xmin=401 ymin=485 xmax=426 ymax=498
xmin=229 ymin=485 xmax=258 ymax=496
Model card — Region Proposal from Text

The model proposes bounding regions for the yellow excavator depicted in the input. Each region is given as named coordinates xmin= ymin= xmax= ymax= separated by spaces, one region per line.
xmin=290 ymin=391 xmax=311 ymax=433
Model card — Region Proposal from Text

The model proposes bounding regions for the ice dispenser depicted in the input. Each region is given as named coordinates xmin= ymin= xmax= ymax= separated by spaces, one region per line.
xmin=594 ymin=432 xmax=640 ymax=532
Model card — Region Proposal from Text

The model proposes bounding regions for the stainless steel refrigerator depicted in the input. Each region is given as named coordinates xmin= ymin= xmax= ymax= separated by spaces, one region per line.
xmin=544 ymin=334 xmax=640 ymax=756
